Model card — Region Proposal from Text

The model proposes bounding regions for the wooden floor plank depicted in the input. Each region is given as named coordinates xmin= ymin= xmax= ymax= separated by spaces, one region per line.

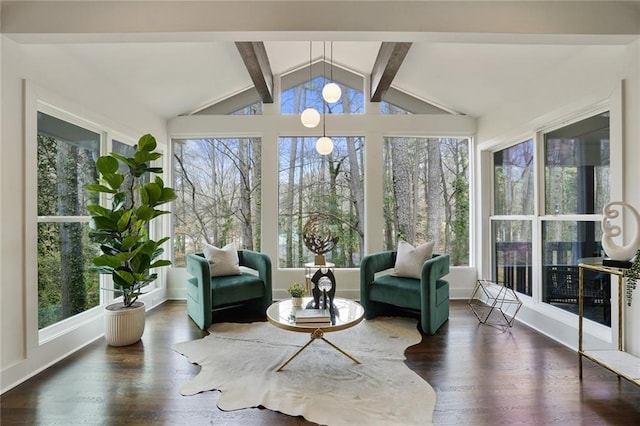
xmin=2 ymin=300 xmax=639 ymax=425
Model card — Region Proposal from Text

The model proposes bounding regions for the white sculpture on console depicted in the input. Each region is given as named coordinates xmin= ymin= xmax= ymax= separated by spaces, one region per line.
xmin=601 ymin=201 xmax=640 ymax=261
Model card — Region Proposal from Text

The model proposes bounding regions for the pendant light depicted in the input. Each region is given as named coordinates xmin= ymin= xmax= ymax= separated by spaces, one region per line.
xmin=301 ymin=41 xmax=320 ymax=128
xmin=316 ymin=46 xmax=334 ymax=156
xmin=316 ymin=136 xmax=333 ymax=155
xmin=322 ymin=41 xmax=341 ymax=104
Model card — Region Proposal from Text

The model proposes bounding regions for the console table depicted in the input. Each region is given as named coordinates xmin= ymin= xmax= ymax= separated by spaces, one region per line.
xmin=578 ymin=263 xmax=640 ymax=386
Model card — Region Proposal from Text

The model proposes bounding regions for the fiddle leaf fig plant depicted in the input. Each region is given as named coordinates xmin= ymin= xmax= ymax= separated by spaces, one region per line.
xmin=86 ymin=134 xmax=176 ymax=307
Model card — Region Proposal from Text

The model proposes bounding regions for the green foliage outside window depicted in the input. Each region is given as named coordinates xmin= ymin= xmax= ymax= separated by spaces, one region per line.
xmin=37 ymin=129 xmax=100 ymax=329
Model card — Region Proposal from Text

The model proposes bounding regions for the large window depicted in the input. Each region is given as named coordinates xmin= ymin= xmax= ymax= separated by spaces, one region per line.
xmin=37 ymin=112 xmax=101 ymax=329
xmin=278 ymin=136 xmax=364 ymax=268
xmin=383 ymin=137 xmax=470 ymax=265
xmin=542 ymin=112 xmax=610 ymax=323
xmin=281 ymin=74 xmax=364 ymax=115
xmin=491 ymin=111 xmax=610 ymax=326
xmin=172 ymin=138 xmax=262 ymax=267
xmin=544 ymin=113 xmax=610 ymax=215
xmin=492 ymin=139 xmax=535 ymax=295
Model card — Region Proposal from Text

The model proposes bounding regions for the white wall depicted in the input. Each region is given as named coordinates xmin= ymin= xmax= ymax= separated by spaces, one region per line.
xmin=476 ymin=43 xmax=640 ymax=355
xmin=0 ymin=36 xmax=167 ymax=392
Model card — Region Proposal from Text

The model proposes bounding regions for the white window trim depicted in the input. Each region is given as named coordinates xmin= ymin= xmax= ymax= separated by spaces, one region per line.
xmin=484 ymin=90 xmax=622 ymax=349
xmin=25 ymin=81 xmax=167 ymax=348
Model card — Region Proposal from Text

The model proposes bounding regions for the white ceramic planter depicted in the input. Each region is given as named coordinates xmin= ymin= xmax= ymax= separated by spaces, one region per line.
xmin=104 ymin=301 xmax=146 ymax=346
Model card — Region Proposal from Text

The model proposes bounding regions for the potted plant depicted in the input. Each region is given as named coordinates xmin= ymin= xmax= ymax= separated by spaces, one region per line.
xmin=86 ymin=134 xmax=176 ymax=346
xmin=624 ymin=249 xmax=640 ymax=306
xmin=287 ymin=282 xmax=307 ymax=307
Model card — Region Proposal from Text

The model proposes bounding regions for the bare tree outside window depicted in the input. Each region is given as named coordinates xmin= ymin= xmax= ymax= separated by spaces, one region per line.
xmin=172 ymin=138 xmax=262 ymax=267
xmin=383 ymin=137 xmax=470 ymax=266
xmin=278 ymin=136 xmax=365 ymax=268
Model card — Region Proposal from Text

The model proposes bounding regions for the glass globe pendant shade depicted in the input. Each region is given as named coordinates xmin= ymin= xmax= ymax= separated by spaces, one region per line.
xmin=316 ymin=136 xmax=334 ymax=155
xmin=322 ymin=82 xmax=342 ymax=104
xmin=300 ymin=107 xmax=321 ymax=128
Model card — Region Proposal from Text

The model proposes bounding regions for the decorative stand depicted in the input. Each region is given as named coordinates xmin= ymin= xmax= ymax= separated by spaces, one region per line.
xmin=304 ymin=262 xmax=335 ymax=295
xmin=468 ymin=279 xmax=522 ymax=329
xmin=309 ymin=268 xmax=337 ymax=314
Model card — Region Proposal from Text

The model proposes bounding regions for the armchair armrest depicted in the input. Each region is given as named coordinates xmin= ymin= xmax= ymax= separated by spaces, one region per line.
xmin=186 ymin=253 xmax=212 ymax=325
xmin=238 ymin=249 xmax=273 ymax=299
xmin=419 ymin=254 xmax=450 ymax=317
xmin=186 ymin=253 xmax=211 ymax=291
xmin=360 ymin=250 xmax=396 ymax=294
xmin=421 ymin=253 xmax=450 ymax=284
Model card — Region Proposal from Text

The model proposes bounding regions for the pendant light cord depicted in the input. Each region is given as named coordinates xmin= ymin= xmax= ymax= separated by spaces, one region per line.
xmin=309 ymin=41 xmax=312 ymax=101
xmin=330 ymin=41 xmax=333 ymax=82
xmin=323 ymin=42 xmax=326 ymax=137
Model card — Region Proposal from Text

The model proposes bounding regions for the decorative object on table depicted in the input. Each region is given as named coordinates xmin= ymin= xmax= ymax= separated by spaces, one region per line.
xmin=601 ymin=201 xmax=640 ymax=262
xmin=86 ymin=133 xmax=176 ymax=346
xmin=287 ymin=281 xmax=307 ymax=307
xmin=310 ymin=268 xmax=336 ymax=314
xmin=623 ymin=249 xmax=640 ymax=306
xmin=172 ymin=317 xmax=435 ymax=426
xmin=600 ymin=201 xmax=640 ymax=306
xmin=302 ymin=214 xmax=339 ymax=265
xmin=294 ymin=308 xmax=331 ymax=326
xmin=304 ymin=261 xmax=335 ymax=296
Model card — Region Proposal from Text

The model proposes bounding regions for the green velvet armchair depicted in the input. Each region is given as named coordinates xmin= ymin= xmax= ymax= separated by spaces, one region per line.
xmin=360 ymin=251 xmax=450 ymax=335
xmin=186 ymin=251 xmax=272 ymax=330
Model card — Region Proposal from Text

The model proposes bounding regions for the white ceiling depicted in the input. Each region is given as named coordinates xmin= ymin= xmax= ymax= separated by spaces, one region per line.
xmin=4 ymin=1 xmax=640 ymax=120
xmin=44 ymin=40 xmax=630 ymax=119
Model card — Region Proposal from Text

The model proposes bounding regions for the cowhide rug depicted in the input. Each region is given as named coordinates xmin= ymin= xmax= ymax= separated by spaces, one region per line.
xmin=173 ymin=316 xmax=435 ymax=425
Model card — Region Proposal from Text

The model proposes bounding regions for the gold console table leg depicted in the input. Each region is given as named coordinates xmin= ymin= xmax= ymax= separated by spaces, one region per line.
xmin=276 ymin=329 xmax=361 ymax=371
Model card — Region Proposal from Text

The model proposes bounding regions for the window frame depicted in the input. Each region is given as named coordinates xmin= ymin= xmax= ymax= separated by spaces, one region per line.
xmin=488 ymin=104 xmax=617 ymax=338
xmin=27 ymin=91 xmax=165 ymax=346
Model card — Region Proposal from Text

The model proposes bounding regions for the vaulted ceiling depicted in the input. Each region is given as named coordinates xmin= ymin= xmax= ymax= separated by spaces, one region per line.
xmin=3 ymin=1 xmax=640 ymax=120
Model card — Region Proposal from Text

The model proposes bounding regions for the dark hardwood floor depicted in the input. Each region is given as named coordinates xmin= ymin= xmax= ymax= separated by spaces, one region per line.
xmin=2 ymin=300 xmax=639 ymax=425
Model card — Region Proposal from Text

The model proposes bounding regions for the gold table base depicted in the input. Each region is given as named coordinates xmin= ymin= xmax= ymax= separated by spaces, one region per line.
xmin=276 ymin=328 xmax=361 ymax=371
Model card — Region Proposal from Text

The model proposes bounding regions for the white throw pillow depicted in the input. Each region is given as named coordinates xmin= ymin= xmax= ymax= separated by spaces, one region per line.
xmin=203 ymin=242 xmax=242 ymax=277
xmin=392 ymin=240 xmax=435 ymax=279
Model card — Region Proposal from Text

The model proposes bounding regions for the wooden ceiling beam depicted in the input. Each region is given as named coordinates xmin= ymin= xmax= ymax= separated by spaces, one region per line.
xmin=235 ymin=41 xmax=274 ymax=103
xmin=370 ymin=42 xmax=412 ymax=102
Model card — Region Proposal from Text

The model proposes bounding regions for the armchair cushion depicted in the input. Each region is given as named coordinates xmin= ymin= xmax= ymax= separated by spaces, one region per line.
xmin=392 ymin=240 xmax=435 ymax=279
xmin=203 ymin=242 xmax=242 ymax=277
xmin=371 ymin=274 xmax=449 ymax=309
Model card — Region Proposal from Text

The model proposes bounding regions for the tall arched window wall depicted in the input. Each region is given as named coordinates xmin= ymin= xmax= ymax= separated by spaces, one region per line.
xmin=170 ymin=61 xmax=474 ymax=271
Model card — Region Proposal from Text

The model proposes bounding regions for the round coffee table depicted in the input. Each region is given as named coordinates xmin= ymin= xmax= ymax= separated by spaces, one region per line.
xmin=266 ymin=297 xmax=365 ymax=371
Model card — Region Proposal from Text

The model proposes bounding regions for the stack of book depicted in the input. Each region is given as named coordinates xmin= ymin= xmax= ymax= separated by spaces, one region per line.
xmin=295 ymin=308 xmax=331 ymax=327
